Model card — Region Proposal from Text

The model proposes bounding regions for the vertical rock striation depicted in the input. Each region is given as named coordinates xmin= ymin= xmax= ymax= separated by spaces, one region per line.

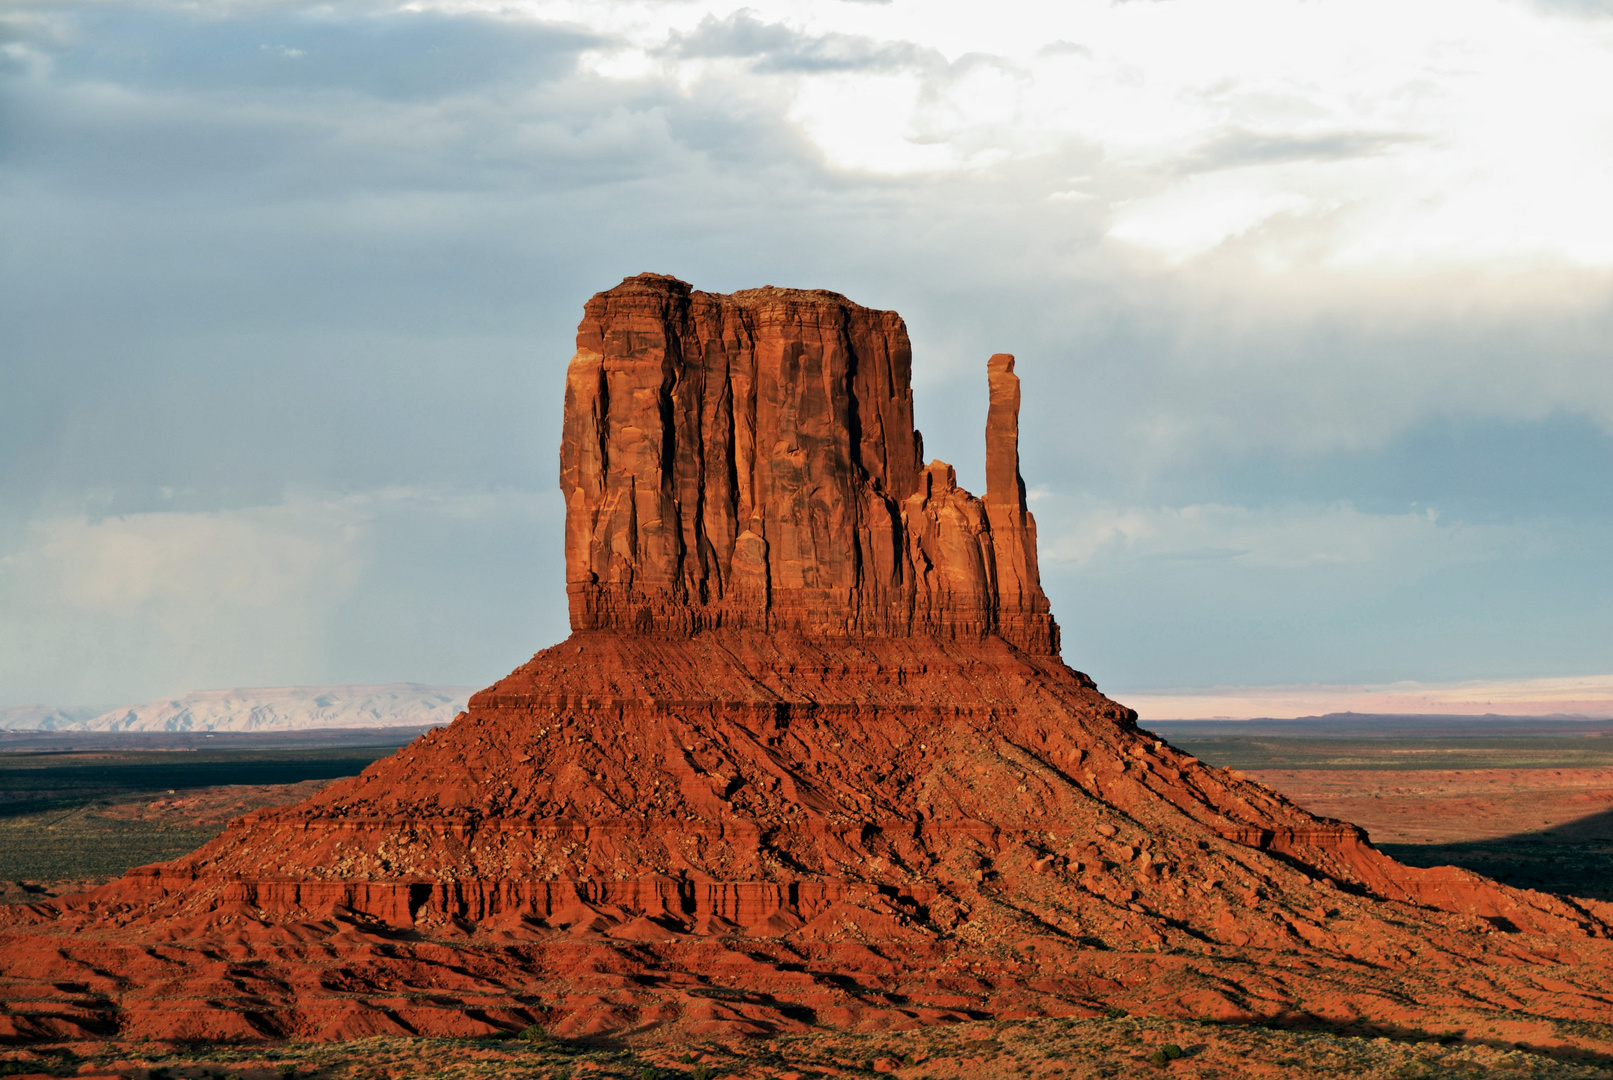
xmin=560 ymin=273 xmax=1058 ymax=654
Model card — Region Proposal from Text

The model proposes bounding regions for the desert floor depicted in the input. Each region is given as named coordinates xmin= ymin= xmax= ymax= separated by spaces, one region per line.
xmin=3 ymin=720 xmax=1610 ymax=1077
xmin=1159 ymin=720 xmax=1613 ymax=904
xmin=2 ymin=1014 xmax=1612 ymax=1079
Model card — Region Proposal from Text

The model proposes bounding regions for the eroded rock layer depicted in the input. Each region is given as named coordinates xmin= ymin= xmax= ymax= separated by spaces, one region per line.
xmin=3 ymin=276 xmax=1612 ymax=1049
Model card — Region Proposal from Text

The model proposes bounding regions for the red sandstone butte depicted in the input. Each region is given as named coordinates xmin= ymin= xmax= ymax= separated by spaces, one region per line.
xmin=560 ymin=277 xmax=1055 ymax=653
xmin=3 ymin=274 xmax=1612 ymax=1047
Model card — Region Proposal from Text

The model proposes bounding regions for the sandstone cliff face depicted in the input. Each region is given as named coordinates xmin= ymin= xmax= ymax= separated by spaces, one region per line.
xmin=4 ymin=275 xmax=1612 ymax=1047
xmin=561 ymin=274 xmax=1057 ymax=654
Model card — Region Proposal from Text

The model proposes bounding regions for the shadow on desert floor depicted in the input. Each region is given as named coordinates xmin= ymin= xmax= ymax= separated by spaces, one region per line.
xmin=1382 ymin=804 xmax=1613 ymax=902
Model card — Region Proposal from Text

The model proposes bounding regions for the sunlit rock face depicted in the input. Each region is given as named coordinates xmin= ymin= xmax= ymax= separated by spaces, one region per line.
xmin=560 ymin=273 xmax=1057 ymax=655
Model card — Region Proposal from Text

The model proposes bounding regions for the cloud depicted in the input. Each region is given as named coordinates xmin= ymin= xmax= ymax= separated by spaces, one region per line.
xmin=35 ymin=5 xmax=603 ymax=101
xmin=10 ymin=500 xmax=364 ymax=615
xmin=3 ymin=0 xmax=1613 ymax=702
xmin=0 ymin=496 xmax=366 ymax=703
xmin=1180 ymin=128 xmax=1420 ymax=174
xmin=1035 ymin=492 xmax=1613 ymax=689
xmin=1528 ymin=0 xmax=1613 ymax=16
xmin=1037 ymin=41 xmax=1092 ymax=59
xmin=1036 ymin=497 xmax=1518 ymax=577
xmin=664 ymin=10 xmax=927 ymax=73
xmin=0 ymin=488 xmax=565 ymax=704
xmin=13 ymin=0 xmax=1603 ymax=488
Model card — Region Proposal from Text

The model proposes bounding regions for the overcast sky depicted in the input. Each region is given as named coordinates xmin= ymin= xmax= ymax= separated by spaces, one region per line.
xmin=3 ymin=0 xmax=1612 ymax=708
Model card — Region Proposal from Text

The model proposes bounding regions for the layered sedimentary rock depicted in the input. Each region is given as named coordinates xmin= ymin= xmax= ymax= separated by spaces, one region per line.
xmin=4 ymin=275 xmax=1613 ymax=1048
xmin=561 ymin=275 xmax=1057 ymax=654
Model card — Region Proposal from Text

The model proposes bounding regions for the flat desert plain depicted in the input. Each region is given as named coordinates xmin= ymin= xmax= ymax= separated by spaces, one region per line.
xmin=1159 ymin=719 xmax=1613 ymax=905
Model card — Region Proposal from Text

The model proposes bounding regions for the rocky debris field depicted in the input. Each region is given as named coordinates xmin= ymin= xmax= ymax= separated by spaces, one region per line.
xmin=4 ymin=1016 xmax=1613 ymax=1080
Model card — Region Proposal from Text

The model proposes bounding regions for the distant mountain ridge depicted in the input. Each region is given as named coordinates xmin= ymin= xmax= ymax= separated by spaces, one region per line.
xmin=0 ymin=684 xmax=474 ymax=732
xmin=0 ymin=704 xmax=105 ymax=731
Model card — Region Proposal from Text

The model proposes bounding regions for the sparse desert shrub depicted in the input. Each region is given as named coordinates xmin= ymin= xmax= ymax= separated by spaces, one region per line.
xmin=0 ymin=1062 xmax=76 ymax=1078
xmin=517 ymin=1023 xmax=548 ymax=1043
xmin=640 ymin=1068 xmax=657 ymax=1080
xmin=1148 ymin=1043 xmax=1183 ymax=1067
xmin=276 ymin=1066 xmax=297 ymax=1079
xmin=691 ymin=1065 xmax=713 ymax=1080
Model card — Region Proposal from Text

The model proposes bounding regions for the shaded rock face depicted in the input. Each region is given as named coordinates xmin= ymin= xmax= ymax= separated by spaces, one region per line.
xmin=3 ymin=274 xmax=1613 ymax=1046
xmin=561 ymin=274 xmax=1057 ymax=654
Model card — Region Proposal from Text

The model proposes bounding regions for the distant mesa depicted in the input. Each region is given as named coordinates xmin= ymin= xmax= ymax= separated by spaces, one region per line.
xmin=2 ymin=273 xmax=1611 ymax=1046
xmin=0 ymin=685 xmax=473 ymax=733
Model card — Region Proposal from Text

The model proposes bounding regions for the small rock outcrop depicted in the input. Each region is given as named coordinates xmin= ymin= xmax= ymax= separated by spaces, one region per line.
xmin=561 ymin=275 xmax=1057 ymax=654
xmin=2 ymin=275 xmax=1611 ymax=1047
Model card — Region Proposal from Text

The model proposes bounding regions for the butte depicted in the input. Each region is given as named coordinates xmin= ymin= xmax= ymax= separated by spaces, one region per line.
xmin=3 ymin=273 xmax=1612 ymax=1046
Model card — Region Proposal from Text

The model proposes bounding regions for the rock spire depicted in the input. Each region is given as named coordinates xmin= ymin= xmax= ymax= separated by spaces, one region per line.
xmin=560 ymin=273 xmax=1058 ymax=653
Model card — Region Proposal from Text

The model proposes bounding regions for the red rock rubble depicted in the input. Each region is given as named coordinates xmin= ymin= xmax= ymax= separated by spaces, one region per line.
xmin=3 ymin=274 xmax=1612 ymax=1048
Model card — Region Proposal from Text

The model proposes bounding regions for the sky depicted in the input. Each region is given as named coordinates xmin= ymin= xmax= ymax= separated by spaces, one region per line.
xmin=2 ymin=0 xmax=1612 ymax=713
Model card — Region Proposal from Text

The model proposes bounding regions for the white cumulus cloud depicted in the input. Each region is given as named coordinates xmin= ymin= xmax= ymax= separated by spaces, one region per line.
xmin=444 ymin=0 xmax=1613 ymax=270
